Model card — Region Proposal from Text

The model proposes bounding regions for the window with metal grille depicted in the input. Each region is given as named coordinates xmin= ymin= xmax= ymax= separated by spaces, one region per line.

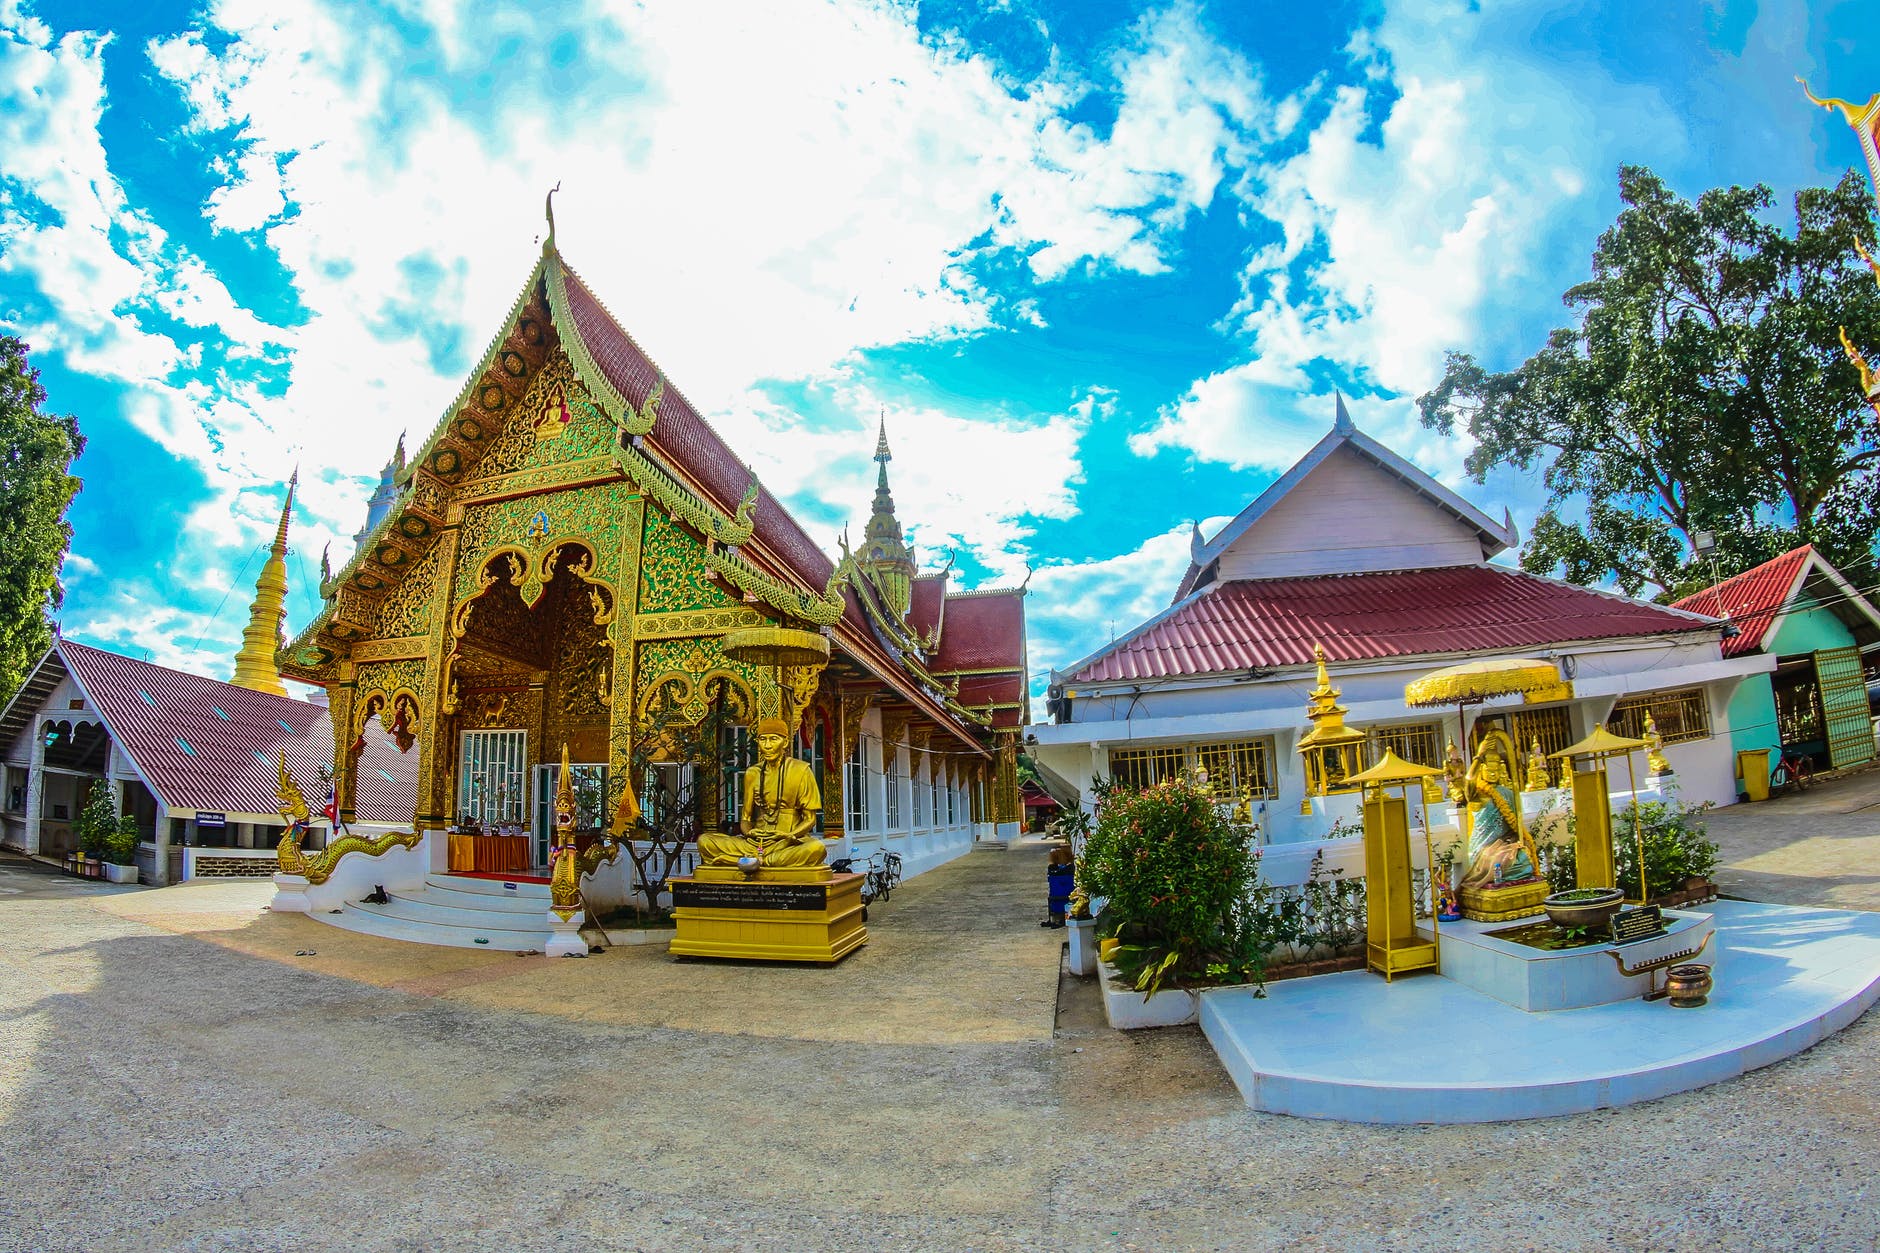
xmin=1367 ymin=721 xmax=1444 ymax=769
xmin=1608 ymin=688 xmax=1710 ymax=744
xmin=884 ymin=747 xmax=902 ymax=829
xmin=1107 ymin=745 xmax=1187 ymax=791
xmin=1191 ymin=739 xmax=1278 ymax=800
xmin=912 ymin=757 xmax=926 ymax=827
xmin=1511 ymin=706 xmax=1574 ymax=760
xmin=846 ymin=736 xmax=870 ymax=832
xmin=458 ymin=729 xmax=527 ymax=827
xmin=718 ymin=725 xmax=753 ymax=832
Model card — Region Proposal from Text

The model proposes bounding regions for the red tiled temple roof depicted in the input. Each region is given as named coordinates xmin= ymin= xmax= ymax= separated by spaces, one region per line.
xmin=908 ymin=574 xmax=948 ymax=641
xmin=1067 ymin=565 xmax=1721 ymax=684
xmin=931 ymin=590 xmax=1026 ymax=673
xmin=559 ymin=264 xmax=991 ymax=752
xmin=1670 ymin=545 xmax=1812 ymax=659
xmin=57 ymin=641 xmax=415 ymax=823
xmin=560 ymin=267 xmax=835 ymax=590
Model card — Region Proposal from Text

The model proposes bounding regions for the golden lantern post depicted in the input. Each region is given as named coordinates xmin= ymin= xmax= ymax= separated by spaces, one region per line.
xmin=1550 ymin=726 xmax=1651 ymax=904
xmin=1344 ymin=749 xmax=1447 ymax=981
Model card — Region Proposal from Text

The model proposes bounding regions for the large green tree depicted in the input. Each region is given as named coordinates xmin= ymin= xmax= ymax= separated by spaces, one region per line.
xmin=0 ymin=336 xmax=83 ymax=704
xmin=1418 ymin=166 xmax=1880 ymax=599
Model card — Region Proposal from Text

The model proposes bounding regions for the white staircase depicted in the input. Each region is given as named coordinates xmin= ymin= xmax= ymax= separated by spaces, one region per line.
xmin=315 ymin=873 xmax=561 ymax=951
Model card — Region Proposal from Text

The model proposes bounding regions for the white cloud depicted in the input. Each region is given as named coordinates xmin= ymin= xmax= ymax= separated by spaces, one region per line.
xmin=1131 ymin=0 xmax=1682 ymax=487
xmin=1022 ymin=517 xmax=1228 ymax=693
xmin=0 ymin=0 xmax=1284 ymax=662
xmin=714 ymin=381 xmax=1090 ymax=586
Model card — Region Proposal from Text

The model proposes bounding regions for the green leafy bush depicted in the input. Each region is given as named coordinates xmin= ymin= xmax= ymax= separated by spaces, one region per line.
xmin=1081 ymin=775 xmax=1264 ymax=995
xmin=105 ymin=813 xmax=141 ymax=867
xmin=1547 ymin=798 xmax=1718 ymax=900
xmin=74 ymin=783 xmax=115 ymax=859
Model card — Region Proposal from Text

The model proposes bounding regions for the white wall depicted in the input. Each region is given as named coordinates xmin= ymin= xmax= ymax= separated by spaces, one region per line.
xmin=1214 ymin=445 xmax=1485 ymax=581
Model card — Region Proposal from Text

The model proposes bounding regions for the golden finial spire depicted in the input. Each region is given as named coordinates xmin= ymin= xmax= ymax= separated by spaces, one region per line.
xmin=231 ymin=470 xmax=295 ymax=696
xmin=860 ymin=410 xmax=915 ymax=618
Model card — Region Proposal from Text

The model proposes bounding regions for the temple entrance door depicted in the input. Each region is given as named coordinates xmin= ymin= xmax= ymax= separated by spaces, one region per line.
xmin=532 ymin=761 xmax=608 ymax=869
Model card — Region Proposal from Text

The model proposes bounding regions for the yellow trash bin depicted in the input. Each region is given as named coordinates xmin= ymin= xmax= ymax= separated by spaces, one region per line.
xmin=1736 ymin=749 xmax=1771 ymax=802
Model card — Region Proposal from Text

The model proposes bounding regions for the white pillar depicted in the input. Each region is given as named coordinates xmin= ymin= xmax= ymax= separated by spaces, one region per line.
xmin=151 ymin=803 xmax=172 ymax=886
xmin=23 ymin=717 xmax=46 ymax=857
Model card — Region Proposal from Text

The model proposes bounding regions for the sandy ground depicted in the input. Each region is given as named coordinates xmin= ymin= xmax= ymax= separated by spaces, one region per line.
xmin=2 ymin=841 xmax=1878 ymax=1252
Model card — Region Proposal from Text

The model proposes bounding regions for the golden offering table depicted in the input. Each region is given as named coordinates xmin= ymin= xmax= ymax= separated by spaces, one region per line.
xmin=447 ymin=833 xmax=533 ymax=875
xmin=668 ymin=866 xmax=866 ymax=963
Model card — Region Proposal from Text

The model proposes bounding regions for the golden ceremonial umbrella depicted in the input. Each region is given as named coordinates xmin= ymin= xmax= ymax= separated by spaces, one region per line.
xmin=1404 ymin=655 xmax=1566 ymax=764
xmin=718 ymin=626 xmax=831 ymax=670
xmin=1403 ymin=657 xmax=1564 ymax=708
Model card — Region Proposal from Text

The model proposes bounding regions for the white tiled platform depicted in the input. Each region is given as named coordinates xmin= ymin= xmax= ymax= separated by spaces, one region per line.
xmin=1201 ymin=900 xmax=1880 ymax=1123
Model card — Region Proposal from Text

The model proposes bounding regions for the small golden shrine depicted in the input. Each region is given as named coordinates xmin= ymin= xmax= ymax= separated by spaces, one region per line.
xmin=1297 ymin=644 xmax=1367 ymax=807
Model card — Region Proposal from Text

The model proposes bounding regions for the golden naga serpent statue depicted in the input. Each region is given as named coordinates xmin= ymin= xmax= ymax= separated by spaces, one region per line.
xmin=274 ymin=751 xmax=421 ymax=885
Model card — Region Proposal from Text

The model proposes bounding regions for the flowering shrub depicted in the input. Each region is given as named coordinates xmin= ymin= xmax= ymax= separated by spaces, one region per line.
xmin=1080 ymin=774 xmax=1264 ymax=994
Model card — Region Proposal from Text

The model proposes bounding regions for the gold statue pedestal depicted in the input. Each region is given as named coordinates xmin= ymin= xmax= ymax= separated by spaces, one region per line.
xmin=668 ymin=866 xmax=867 ymax=963
xmin=1457 ymin=879 xmax=1548 ymax=923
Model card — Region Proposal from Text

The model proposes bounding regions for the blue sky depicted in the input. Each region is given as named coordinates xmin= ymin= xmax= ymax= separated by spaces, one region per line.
xmin=1 ymin=0 xmax=1874 ymax=697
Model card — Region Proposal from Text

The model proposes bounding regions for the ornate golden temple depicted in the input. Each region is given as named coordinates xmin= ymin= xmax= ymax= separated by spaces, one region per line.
xmin=277 ymin=209 xmax=1028 ymax=883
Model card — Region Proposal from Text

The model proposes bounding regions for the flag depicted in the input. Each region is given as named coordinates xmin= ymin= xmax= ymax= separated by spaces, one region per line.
xmin=322 ymin=779 xmax=347 ymax=835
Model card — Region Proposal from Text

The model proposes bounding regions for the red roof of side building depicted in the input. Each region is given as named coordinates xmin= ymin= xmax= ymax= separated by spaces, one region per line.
xmin=1066 ymin=564 xmax=1723 ymax=684
xmin=1670 ymin=545 xmax=1812 ymax=659
xmin=56 ymin=640 xmax=416 ymax=824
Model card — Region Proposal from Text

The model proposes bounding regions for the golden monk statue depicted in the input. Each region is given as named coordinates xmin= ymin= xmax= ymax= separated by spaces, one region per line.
xmin=698 ymin=718 xmax=826 ymax=869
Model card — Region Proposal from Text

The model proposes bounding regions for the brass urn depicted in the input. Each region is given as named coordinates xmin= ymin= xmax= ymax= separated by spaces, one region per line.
xmin=1664 ymin=963 xmax=1713 ymax=1008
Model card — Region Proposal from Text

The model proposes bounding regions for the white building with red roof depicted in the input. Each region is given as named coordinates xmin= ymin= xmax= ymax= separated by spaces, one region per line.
xmin=1030 ymin=400 xmax=1773 ymax=843
xmin=0 ymin=638 xmax=416 ymax=884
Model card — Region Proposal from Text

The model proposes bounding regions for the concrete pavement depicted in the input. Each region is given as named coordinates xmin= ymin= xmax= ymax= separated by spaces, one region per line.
xmin=2 ymin=838 xmax=1878 ymax=1250
xmin=1704 ymin=766 xmax=1880 ymax=911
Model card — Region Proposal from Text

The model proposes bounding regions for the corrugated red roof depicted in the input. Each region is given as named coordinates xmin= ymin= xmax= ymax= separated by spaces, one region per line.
xmin=1670 ymin=545 xmax=1811 ymax=658
xmin=932 ymin=590 xmax=1026 ymax=672
xmin=57 ymin=641 xmax=415 ymax=823
xmin=1067 ymin=565 xmax=1722 ymax=684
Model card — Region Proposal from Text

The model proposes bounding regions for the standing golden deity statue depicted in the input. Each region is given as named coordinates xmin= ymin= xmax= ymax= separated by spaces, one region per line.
xmin=698 ymin=717 xmax=827 ymax=869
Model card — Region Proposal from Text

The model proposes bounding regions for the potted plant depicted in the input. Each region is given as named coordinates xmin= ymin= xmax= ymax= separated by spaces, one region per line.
xmin=102 ymin=812 xmax=141 ymax=884
xmin=73 ymin=782 xmax=115 ymax=875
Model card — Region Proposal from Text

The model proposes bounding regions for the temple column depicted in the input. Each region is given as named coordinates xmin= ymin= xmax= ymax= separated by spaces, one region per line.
xmin=992 ymin=729 xmax=1022 ymax=838
xmin=23 ymin=716 xmax=45 ymax=857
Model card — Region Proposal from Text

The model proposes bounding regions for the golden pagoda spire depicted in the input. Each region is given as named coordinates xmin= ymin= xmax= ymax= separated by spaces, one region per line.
xmin=860 ymin=410 xmax=916 ymax=618
xmin=230 ymin=470 xmax=295 ymax=696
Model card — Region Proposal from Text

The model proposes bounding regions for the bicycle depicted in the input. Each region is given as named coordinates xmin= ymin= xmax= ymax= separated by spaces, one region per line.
xmin=830 ymin=849 xmax=902 ymax=909
xmin=1769 ymin=752 xmax=1814 ymax=793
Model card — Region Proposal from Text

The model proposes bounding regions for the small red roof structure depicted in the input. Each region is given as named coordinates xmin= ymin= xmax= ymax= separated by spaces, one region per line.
xmin=1671 ymin=544 xmax=1880 ymax=659
xmin=1067 ymin=564 xmax=1721 ymax=685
